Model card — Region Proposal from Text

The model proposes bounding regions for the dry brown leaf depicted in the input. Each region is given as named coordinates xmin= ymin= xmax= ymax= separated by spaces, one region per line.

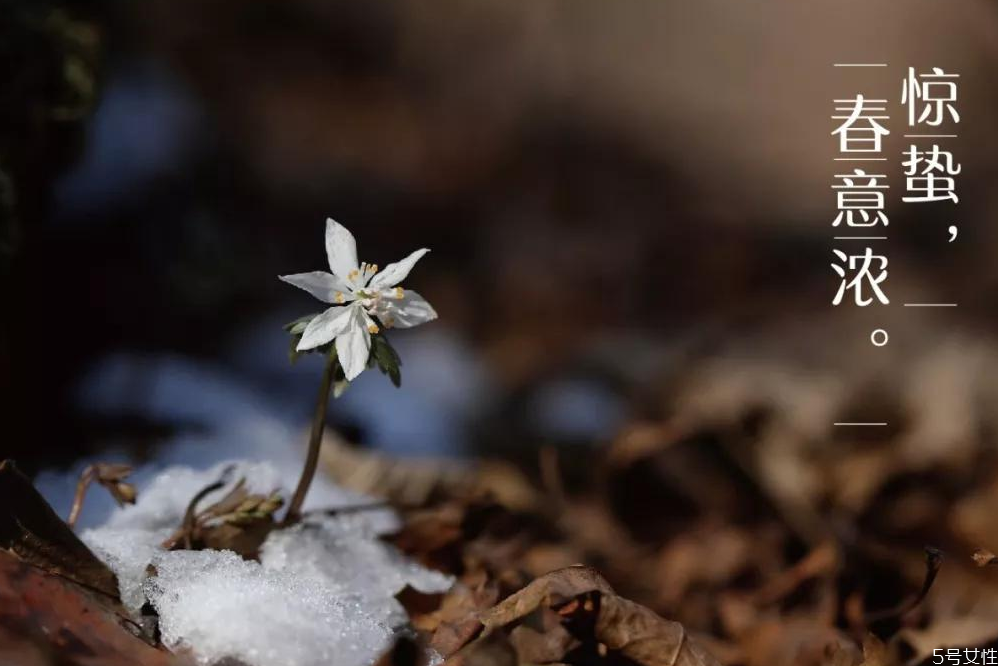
xmin=161 ymin=475 xmax=282 ymax=558
xmin=478 ymin=565 xmax=614 ymax=632
xmin=562 ymin=591 xmax=722 ymax=666
xmin=92 ymin=463 xmax=138 ymax=506
xmin=68 ymin=463 xmax=138 ymax=528
xmin=748 ymin=541 xmax=840 ymax=607
xmin=425 ymin=577 xmax=501 ymax=657
xmin=0 ymin=459 xmax=120 ymax=599
xmin=655 ymin=525 xmax=758 ymax=609
xmin=0 ymin=550 xmax=187 ymax=666
xmin=952 ymin=478 xmax=998 ymax=555
xmin=607 ymin=422 xmax=682 ymax=468
xmin=508 ymin=607 xmax=579 ymax=663
xmin=443 ymin=631 xmax=518 ymax=666
xmin=734 ymin=617 xmax=857 ymax=666
xmin=394 ymin=502 xmax=467 ymax=568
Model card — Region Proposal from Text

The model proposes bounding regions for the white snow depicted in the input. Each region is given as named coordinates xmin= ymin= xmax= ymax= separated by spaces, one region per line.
xmin=81 ymin=461 xmax=452 ymax=666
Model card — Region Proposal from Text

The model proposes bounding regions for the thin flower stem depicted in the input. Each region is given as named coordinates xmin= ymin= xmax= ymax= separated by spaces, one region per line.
xmin=284 ymin=351 xmax=337 ymax=524
xmin=67 ymin=465 xmax=96 ymax=529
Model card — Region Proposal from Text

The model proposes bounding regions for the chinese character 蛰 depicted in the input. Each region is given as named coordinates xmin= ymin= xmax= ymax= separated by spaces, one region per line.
xmin=903 ymin=144 xmax=961 ymax=204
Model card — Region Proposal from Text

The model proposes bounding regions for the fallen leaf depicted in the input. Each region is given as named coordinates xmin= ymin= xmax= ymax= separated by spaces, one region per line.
xmin=68 ymin=463 xmax=138 ymax=528
xmin=92 ymin=463 xmax=138 ymax=506
xmin=162 ymin=474 xmax=282 ymax=558
xmin=559 ymin=590 xmax=722 ymax=666
xmin=733 ymin=617 xmax=857 ymax=666
xmin=478 ymin=565 xmax=614 ymax=632
xmin=443 ymin=631 xmax=518 ymax=666
xmin=509 ymin=607 xmax=578 ymax=663
xmin=0 ymin=550 xmax=187 ymax=666
xmin=424 ymin=576 xmax=501 ymax=656
xmin=0 ymin=459 xmax=120 ymax=599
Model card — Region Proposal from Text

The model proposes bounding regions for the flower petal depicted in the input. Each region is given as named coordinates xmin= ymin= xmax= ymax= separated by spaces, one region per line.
xmin=279 ymin=271 xmax=355 ymax=304
xmin=296 ymin=306 xmax=353 ymax=351
xmin=368 ymin=248 xmax=429 ymax=289
xmin=325 ymin=218 xmax=360 ymax=281
xmin=336 ymin=307 xmax=373 ymax=380
xmin=380 ymin=289 xmax=438 ymax=328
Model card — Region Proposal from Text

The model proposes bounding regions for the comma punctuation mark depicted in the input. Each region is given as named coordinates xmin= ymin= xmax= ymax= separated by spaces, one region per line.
xmin=948 ymin=225 xmax=958 ymax=242
xmin=871 ymin=329 xmax=889 ymax=347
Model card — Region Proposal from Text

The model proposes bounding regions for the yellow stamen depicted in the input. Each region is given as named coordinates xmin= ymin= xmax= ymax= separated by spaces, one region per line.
xmin=334 ymin=292 xmax=345 ymax=304
xmin=370 ymin=264 xmax=378 ymax=273
xmin=348 ymin=269 xmax=359 ymax=281
xmin=394 ymin=287 xmax=404 ymax=299
xmin=367 ymin=323 xmax=380 ymax=334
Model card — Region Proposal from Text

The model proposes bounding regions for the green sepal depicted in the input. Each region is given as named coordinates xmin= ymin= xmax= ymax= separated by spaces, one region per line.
xmin=370 ymin=331 xmax=402 ymax=387
xmin=284 ymin=313 xmax=401 ymax=388
xmin=284 ymin=312 xmax=320 ymax=335
xmin=285 ymin=313 xmax=336 ymax=365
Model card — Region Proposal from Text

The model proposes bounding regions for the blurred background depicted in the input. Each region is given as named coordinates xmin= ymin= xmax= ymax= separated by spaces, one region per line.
xmin=5 ymin=0 xmax=998 ymax=659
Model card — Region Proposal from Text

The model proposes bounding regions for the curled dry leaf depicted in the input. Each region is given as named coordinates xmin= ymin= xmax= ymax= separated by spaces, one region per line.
xmin=558 ymin=591 xmax=722 ymax=666
xmin=68 ymin=463 xmax=137 ymax=528
xmin=93 ymin=463 xmax=138 ymax=506
xmin=161 ymin=475 xmax=283 ymax=558
xmin=478 ymin=565 xmax=615 ymax=632
xmin=465 ymin=566 xmax=720 ymax=666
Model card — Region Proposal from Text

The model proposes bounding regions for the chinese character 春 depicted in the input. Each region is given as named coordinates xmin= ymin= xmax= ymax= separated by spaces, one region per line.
xmin=832 ymin=95 xmax=890 ymax=153
xmin=902 ymin=66 xmax=960 ymax=126
xmin=832 ymin=169 xmax=889 ymax=227
xmin=832 ymin=248 xmax=889 ymax=306
xmin=903 ymin=144 xmax=961 ymax=203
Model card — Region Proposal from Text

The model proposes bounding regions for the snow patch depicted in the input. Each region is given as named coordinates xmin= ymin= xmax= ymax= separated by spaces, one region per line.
xmin=81 ymin=461 xmax=452 ymax=666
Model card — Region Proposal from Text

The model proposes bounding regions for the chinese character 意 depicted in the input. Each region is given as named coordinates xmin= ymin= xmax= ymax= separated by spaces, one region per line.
xmin=832 ymin=95 xmax=890 ymax=153
xmin=832 ymin=248 xmax=889 ymax=306
xmin=902 ymin=144 xmax=961 ymax=203
xmin=901 ymin=66 xmax=960 ymax=126
xmin=832 ymin=169 xmax=889 ymax=227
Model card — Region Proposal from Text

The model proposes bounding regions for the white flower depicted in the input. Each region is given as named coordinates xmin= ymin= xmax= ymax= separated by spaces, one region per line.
xmin=279 ymin=218 xmax=438 ymax=380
